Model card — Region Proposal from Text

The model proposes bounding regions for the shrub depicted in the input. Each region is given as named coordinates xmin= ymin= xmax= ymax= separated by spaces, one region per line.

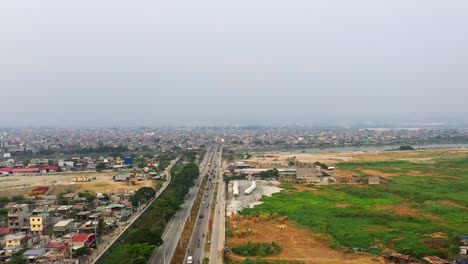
xmin=232 ymin=241 xmax=282 ymax=257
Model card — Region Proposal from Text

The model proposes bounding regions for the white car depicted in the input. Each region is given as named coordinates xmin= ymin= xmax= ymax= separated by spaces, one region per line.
xmin=187 ymin=256 xmax=193 ymax=264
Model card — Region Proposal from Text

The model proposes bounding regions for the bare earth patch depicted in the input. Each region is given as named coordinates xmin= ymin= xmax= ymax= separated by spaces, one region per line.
xmin=425 ymin=232 xmax=449 ymax=239
xmin=360 ymin=169 xmax=399 ymax=177
xmin=440 ymin=200 xmax=468 ymax=210
xmin=0 ymin=172 xmax=153 ymax=197
xmin=336 ymin=203 xmax=352 ymax=208
xmin=227 ymin=217 xmax=383 ymax=264
xmin=375 ymin=205 xmax=421 ymax=216
xmin=375 ymin=205 xmax=442 ymax=220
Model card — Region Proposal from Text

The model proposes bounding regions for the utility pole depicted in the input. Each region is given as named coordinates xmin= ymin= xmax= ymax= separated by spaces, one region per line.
xmin=94 ymin=219 xmax=99 ymax=252
xmin=163 ymin=243 xmax=166 ymax=264
xmin=179 ymin=213 xmax=183 ymax=249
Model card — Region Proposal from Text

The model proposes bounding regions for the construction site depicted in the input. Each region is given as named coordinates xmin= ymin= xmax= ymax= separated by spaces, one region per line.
xmin=226 ymin=180 xmax=282 ymax=217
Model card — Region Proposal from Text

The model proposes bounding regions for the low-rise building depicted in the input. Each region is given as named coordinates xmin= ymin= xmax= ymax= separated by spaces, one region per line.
xmin=71 ymin=233 xmax=96 ymax=249
xmin=7 ymin=204 xmax=29 ymax=233
xmin=30 ymin=214 xmax=50 ymax=235
xmin=296 ymin=168 xmax=320 ymax=183
xmin=62 ymin=193 xmax=78 ymax=202
xmin=23 ymin=248 xmax=47 ymax=261
xmin=4 ymin=233 xmax=27 ymax=247
xmin=57 ymin=205 xmax=74 ymax=216
xmin=53 ymin=219 xmax=74 ymax=237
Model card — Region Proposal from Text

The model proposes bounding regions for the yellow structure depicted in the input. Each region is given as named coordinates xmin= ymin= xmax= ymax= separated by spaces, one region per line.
xmin=30 ymin=215 xmax=45 ymax=233
xmin=5 ymin=233 xmax=27 ymax=247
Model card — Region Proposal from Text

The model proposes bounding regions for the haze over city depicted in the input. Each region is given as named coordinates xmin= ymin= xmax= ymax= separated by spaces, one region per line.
xmin=1 ymin=0 xmax=467 ymax=127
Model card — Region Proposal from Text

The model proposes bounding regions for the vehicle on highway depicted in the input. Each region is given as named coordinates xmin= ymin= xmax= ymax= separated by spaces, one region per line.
xmin=187 ymin=255 xmax=193 ymax=263
xmin=199 ymin=214 xmax=204 ymax=218
xmin=202 ymin=201 xmax=206 ymax=204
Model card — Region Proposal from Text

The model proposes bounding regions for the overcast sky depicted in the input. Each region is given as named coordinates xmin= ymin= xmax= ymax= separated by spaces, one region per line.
xmin=0 ymin=1 xmax=467 ymax=127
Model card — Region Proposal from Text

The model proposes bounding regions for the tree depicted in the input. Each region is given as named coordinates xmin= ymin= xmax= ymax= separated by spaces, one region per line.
xmin=97 ymin=218 xmax=106 ymax=235
xmin=143 ymin=152 xmax=154 ymax=159
xmin=79 ymin=192 xmax=96 ymax=203
xmin=132 ymin=158 xmax=147 ymax=169
xmin=57 ymin=195 xmax=69 ymax=205
xmin=129 ymin=187 xmax=156 ymax=207
xmin=7 ymin=254 xmax=27 ymax=264
xmin=126 ymin=228 xmax=163 ymax=246
xmin=23 ymin=158 xmax=31 ymax=167
xmin=399 ymin=145 xmax=415 ymax=151
xmin=11 ymin=195 xmax=25 ymax=202
xmin=125 ymin=243 xmax=155 ymax=264
xmin=259 ymin=169 xmax=279 ymax=179
xmin=96 ymin=162 xmax=106 ymax=172
xmin=287 ymin=157 xmax=298 ymax=167
xmin=73 ymin=246 xmax=88 ymax=258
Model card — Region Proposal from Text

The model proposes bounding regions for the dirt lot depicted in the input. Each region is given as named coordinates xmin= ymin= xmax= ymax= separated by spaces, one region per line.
xmin=227 ymin=216 xmax=383 ymax=264
xmin=0 ymin=172 xmax=154 ymax=197
xmin=247 ymin=148 xmax=468 ymax=167
xmin=248 ymin=152 xmax=357 ymax=167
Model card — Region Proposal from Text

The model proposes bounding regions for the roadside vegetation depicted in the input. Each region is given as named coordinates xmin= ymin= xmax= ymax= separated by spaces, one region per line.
xmin=241 ymin=156 xmax=468 ymax=259
xmin=232 ymin=241 xmax=282 ymax=257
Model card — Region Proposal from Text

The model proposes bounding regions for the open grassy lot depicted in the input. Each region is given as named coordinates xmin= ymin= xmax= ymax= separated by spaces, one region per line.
xmin=241 ymin=155 xmax=468 ymax=259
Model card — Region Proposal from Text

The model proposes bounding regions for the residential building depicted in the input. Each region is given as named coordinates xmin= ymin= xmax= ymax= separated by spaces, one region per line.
xmin=4 ymin=233 xmax=27 ymax=247
xmin=296 ymin=168 xmax=320 ymax=183
xmin=62 ymin=193 xmax=78 ymax=202
xmin=30 ymin=208 xmax=50 ymax=235
xmin=71 ymin=233 xmax=96 ymax=249
xmin=7 ymin=204 xmax=29 ymax=233
xmin=23 ymin=248 xmax=47 ymax=262
xmin=53 ymin=219 xmax=74 ymax=237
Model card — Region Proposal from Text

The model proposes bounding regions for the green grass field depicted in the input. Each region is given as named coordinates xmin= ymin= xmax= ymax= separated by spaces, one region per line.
xmin=241 ymin=156 xmax=468 ymax=259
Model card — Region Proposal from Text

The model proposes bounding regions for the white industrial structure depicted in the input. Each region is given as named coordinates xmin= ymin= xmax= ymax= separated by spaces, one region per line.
xmin=244 ymin=181 xmax=256 ymax=195
xmin=233 ymin=181 xmax=239 ymax=196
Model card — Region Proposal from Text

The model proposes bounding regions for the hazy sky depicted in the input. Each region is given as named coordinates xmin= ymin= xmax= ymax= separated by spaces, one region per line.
xmin=1 ymin=1 xmax=467 ymax=127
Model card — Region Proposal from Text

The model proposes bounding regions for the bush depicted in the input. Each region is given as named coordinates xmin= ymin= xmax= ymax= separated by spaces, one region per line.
xmin=232 ymin=241 xmax=282 ymax=257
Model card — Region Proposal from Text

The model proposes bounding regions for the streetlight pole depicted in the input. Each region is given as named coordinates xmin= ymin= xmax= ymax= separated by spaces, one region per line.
xmin=95 ymin=219 xmax=99 ymax=254
xmin=163 ymin=243 xmax=166 ymax=264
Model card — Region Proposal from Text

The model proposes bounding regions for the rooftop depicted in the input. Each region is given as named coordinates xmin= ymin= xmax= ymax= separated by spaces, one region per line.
xmin=4 ymin=233 xmax=26 ymax=240
xmin=72 ymin=233 xmax=94 ymax=243
xmin=24 ymin=248 xmax=47 ymax=257
xmin=54 ymin=219 xmax=74 ymax=227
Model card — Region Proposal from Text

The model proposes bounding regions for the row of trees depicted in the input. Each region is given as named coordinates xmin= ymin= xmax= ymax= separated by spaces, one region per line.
xmin=129 ymin=187 xmax=156 ymax=207
xmin=259 ymin=168 xmax=279 ymax=179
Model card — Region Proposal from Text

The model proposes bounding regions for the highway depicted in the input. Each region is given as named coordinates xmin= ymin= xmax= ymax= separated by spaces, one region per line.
xmin=209 ymin=160 xmax=226 ymax=264
xmin=149 ymin=145 xmax=219 ymax=264
xmin=184 ymin=145 xmax=223 ymax=264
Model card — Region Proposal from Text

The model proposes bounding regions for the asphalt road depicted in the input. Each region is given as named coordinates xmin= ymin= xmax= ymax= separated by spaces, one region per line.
xmin=184 ymin=146 xmax=223 ymax=264
xmin=149 ymin=145 xmax=218 ymax=264
xmin=209 ymin=160 xmax=226 ymax=264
